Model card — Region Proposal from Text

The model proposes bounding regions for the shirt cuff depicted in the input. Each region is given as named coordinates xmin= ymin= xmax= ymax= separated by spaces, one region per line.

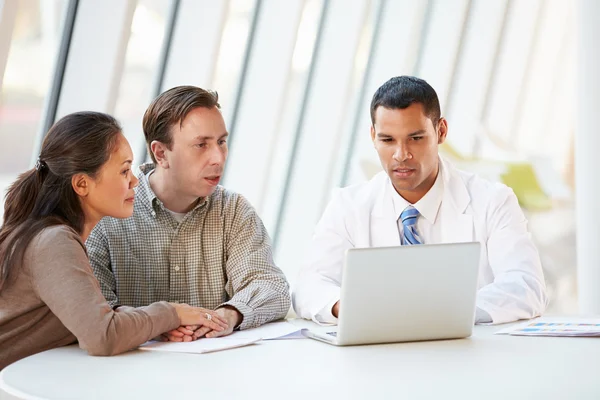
xmin=475 ymin=307 xmax=493 ymax=324
xmin=313 ymin=295 xmax=340 ymax=325
xmin=219 ymin=301 xmax=255 ymax=330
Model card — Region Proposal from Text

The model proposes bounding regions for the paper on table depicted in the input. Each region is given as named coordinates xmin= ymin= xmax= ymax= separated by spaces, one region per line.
xmin=496 ymin=317 xmax=600 ymax=337
xmin=227 ymin=321 xmax=306 ymax=340
xmin=138 ymin=321 xmax=307 ymax=354
xmin=139 ymin=337 xmax=260 ymax=354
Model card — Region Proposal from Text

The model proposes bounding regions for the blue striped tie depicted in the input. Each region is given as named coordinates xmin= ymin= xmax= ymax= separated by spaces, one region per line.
xmin=400 ymin=206 xmax=423 ymax=245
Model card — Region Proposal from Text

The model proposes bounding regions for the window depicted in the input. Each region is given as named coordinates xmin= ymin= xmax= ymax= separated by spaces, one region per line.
xmin=113 ymin=0 xmax=171 ymax=165
xmin=0 ymin=0 xmax=67 ymax=213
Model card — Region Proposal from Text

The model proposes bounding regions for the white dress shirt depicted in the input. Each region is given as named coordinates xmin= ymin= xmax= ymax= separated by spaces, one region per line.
xmin=391 ymin=171 xmax=444 ymax=245
xmin=391 ymin=172 xmax=492 ymax=324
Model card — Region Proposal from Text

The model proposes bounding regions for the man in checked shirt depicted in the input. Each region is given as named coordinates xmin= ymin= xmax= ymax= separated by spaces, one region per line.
xmin=87 ymin=86 xmax=291 ymax=341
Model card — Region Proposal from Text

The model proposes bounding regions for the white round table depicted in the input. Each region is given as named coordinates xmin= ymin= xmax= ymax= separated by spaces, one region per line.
xmin=1 ymin=324 xmax=599 ymax=400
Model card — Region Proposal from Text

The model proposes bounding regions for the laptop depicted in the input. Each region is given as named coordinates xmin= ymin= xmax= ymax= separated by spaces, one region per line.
xmin=304 ymin=242 xmax=481 ymax=346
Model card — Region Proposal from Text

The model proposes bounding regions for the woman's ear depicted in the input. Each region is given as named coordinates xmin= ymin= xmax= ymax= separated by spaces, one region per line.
xmin=71 ymin=173 xmax=90 ymax=197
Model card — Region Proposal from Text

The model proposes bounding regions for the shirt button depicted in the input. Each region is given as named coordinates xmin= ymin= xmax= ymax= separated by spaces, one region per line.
xmin=174 ymin=265 xmax=180 ymax=272
xmin=151 ymin=211 xmax=157 ymax=217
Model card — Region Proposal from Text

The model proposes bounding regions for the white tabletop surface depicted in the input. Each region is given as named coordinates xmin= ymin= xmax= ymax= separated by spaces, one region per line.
xmin=1 ymin=321 xmax=599 ymax=400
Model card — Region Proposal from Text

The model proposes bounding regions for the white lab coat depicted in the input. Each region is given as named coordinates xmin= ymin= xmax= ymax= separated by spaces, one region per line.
xmin=292 ymin=156 xmax=547 ymax=324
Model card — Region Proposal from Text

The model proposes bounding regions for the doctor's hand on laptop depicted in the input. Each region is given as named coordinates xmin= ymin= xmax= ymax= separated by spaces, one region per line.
xmin=332 ymin=301 xmax=340 ymax=318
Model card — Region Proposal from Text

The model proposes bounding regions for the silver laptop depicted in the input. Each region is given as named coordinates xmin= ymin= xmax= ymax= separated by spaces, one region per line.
xmin=304 ymin=242 xmax=480 ymax=346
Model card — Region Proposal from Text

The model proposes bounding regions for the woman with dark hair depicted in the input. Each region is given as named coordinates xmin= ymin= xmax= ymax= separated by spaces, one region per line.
xmin=0 ymin=112 xmax=228 ymax=369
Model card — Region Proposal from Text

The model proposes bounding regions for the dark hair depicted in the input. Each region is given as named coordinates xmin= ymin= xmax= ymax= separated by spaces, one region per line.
xmin=142 ymin=86 xmax=220 ymax=163
xmin=0 ymin=111 xmax=122 ymax=291
xmin=370 ymin=76 xmax=441 ymax=125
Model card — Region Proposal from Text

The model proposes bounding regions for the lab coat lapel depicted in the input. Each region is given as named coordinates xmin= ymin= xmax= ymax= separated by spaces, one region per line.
xmin=370 ymin=174 xmax=402 ymax=247
xmin=440 ymin=157 xmax=474 ymax=243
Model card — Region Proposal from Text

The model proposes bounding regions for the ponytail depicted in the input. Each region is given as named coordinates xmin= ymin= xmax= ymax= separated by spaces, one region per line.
xmin=0 ymin=166 xmax=57 ymax=291
xmin=2 ymin=165 xmax=46 ymax=228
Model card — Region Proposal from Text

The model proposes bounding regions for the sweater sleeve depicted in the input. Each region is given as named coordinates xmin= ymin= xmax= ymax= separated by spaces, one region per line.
xmin=26 ymin=226 xmax=180 ymax=356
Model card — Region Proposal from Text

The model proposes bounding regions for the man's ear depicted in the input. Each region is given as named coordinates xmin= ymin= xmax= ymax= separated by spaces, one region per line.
xmin=151 ymin=141 xmax=170 ymax=168
xmin=370 ymin=125 xmax=376 ymax=146
xmin=71 ymin=173 xmax=91 ymax=197
xmin=437 ymin=117 xmax=448 ymax=144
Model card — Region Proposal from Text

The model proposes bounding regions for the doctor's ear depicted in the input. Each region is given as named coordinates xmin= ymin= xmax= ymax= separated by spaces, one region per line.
xmin=370 ymin=125 xmax=376 ymax=145
xmin=437 ymin=118 xmax=448 ymax=144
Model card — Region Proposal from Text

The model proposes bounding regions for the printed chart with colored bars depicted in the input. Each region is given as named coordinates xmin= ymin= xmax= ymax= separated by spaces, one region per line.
xmin=496 ymin=317 xmax=600 ymax=337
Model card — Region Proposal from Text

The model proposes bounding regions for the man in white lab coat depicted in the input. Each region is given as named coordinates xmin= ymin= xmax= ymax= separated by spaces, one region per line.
xmin=292 ymin=76 xmax=547 ymax=325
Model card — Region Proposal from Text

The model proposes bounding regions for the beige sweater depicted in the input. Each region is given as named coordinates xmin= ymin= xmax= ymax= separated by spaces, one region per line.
xmin=0 ymin=225 xmax=180 ymax=370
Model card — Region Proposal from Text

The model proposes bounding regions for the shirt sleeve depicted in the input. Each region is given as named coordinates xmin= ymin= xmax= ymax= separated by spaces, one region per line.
xmin=27 ymin=226 xmax=180 ymax=356
xmin=292 ymin=189 xmax=351 ymax=324
xmin=477 ymin=186 xmax=548 ymax=324
xmin=220 ymin=196 xmax=291 ymax=330
xmin=475 ymin=307 xmax=493 ymax=324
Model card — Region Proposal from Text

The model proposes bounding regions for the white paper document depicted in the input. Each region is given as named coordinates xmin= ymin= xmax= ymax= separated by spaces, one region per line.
xmin=227 ymin=321 xmax=305 ymax=340
xmin=496 ymin=317 xmax=600 ymax=337
xmin=138 ymin=321 xmax=306 ymax=354
xmin=139 ymin=337 xmax=260 ymax=354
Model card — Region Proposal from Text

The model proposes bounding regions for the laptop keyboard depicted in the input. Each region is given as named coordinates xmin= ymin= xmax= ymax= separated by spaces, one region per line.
xmin=326 ymin=331 xmax=337 ymax=337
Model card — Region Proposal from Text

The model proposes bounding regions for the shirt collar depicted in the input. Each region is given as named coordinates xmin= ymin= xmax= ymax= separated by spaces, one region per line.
xmin=390 ymin=168 xmax=444 ymax=224
xmin=135 ymin=163 xmax=209 ymax=214
xmin=135 ymin=164 xmax=158 ymax=211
